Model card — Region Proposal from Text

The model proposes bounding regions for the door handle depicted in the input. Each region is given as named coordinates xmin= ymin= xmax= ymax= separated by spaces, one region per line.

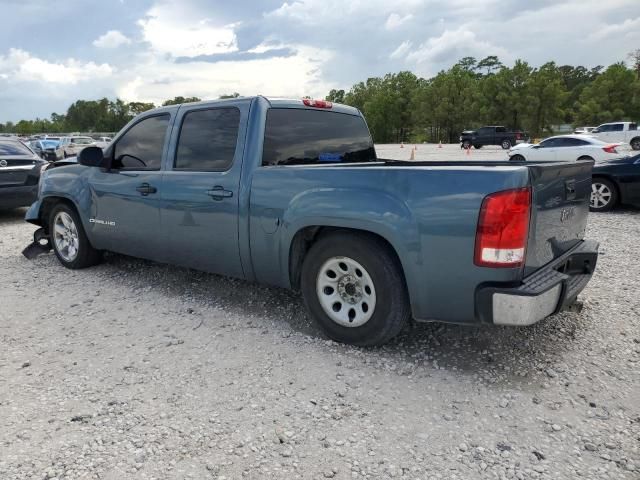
xmin=136 ymin=183 xmax=157 ymax=196
xmin=207 ymin=186 xmax=233 ymax=200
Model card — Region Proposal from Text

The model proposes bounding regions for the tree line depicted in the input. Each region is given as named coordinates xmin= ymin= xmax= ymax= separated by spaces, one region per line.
xmin=0 ymin=94 xmax=240 ymax=136
xmin=326 ymin=53 xmax=640 ymax=143
xmin=1 ymin=52 xmax=639 ymax=142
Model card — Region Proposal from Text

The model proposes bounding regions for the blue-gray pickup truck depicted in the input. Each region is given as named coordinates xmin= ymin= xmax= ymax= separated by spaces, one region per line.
xmin=24 ymin=96 xmax=599 ymax=346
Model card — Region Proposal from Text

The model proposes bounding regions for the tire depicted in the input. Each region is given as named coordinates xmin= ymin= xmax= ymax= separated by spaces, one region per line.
xmin=49 ymin=203 xmax=102 ymax=269
xmin=473 ymin=144 xmax=482 ymax=149
xmin=510 ymin=154 xmax=525 ymax=162
xmin=501 ymin=139 xmax=511 ymax=149
xmin=462 ymin=140 xmax=471 ymax=149
xmin=590 ymin=178 xmax=618 ymax=212
xmin=300 ymin=231 xmax=410 ymax=347
xmin=630 ymin=137 xmax=640 ymax=151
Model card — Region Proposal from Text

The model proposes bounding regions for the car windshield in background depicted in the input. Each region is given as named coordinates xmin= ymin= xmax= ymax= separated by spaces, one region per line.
xmin=0 ymin=140 xmax=34 ymax=156
xmin=41 ymin=140 xmax=59 ymax=148
xmin=262 ymin=109 xmax=377 ymax=166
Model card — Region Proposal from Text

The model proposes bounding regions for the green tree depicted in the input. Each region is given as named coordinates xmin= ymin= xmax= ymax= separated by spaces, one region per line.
xmin=575 ymin=63 xmax=640 ymax=125
xmin=325 ymin=89 xmax=345 ymax=103
xmin=127 ymin=101 xmax=155 ymax=116
xmin=477 ymin=55 xmax=503 ymax=75
xmin=162 ymin=96 xmax=202 ymax=106
xmin=219 ymin=92 xmax=240 ymax=99
xmin=526 ymin=62 xmax=567 ymax=136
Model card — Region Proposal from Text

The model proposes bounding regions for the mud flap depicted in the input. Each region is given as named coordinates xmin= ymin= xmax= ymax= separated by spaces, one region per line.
xmin=22 ymin=227 xmax=52 ymax=260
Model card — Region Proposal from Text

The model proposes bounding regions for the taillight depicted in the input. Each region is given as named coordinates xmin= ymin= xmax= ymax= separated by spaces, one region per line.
xmin=516 ymin=132 xmax=521 ymax=140
xmin=474 ymin=187 xmax=531 ymax=268
xmin=302 ymin=98 xmax=332 ymax=109
xmin=602 ymin=144 xmax=617 ymax=154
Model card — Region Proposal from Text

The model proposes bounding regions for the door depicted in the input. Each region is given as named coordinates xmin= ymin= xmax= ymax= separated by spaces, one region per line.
xmin=532 ymin=137 xmax=561 ymax=161
xmin=87 ymin=113 xmax=172 ymax=260
xmin=160 ymin=104 xmax=247 ymax=278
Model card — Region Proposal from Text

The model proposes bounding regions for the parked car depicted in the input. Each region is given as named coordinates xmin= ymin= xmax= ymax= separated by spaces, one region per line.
xmin=574 ymin=126 xmax=596 ymax=135
xmin=59 ymin=136 xmax=96 ymax=158
xmin=589 ymin=154 xmax=640 ymax=212
xmin=29 ymin=139 xmax=63 ymax=161
xmin=25 ymin=96 xmax=599 ymax=346
xmin=0 ymin=138 xmax=47 ymax=209
xmin=460 ymin=126 xmax=529 ymax=150
xmin=508 ymin=135 xmax=622 ymax=162
xmin=93 ymin=136 xmax=113 ymax=149
xmin=590 ymin=122 xmax=640 ymax=150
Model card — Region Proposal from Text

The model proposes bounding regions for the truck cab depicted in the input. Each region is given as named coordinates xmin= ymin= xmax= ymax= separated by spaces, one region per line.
xmin=591 ymin=122 xmax=640 ymax=150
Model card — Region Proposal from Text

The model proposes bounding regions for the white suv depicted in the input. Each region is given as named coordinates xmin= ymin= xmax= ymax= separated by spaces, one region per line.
xmin=591 ymin=122 xmax=640 ymax=151
xmin=59 ymin=136 xmax=96 ymax=158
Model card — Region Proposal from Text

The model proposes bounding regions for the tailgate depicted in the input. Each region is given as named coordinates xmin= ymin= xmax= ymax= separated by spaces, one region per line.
xmin=524 ymin=160 xmax=593 ymax=276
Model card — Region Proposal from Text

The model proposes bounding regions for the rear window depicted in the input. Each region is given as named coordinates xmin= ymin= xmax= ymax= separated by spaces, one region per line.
xmin=262 ymin=109 xmax=376 ymax=166
xmin=630 ymin=123 xmax=637 ymax=131
xmin=0 ymin=140 xmax=33 ymax=156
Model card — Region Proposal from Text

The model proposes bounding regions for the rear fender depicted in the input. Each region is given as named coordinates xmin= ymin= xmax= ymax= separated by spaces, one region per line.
xmin=279 ymin=188 xmax=420 ymax=299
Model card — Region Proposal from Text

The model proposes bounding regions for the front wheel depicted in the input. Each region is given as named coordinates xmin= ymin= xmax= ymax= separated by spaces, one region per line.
xmin=630 ymin=137 xmax=640 ymax=151
xmin=300 ymin=232 xmax=410 ymax=347
xmin=462 ymin=140 xmax=471 ymax=149
xmin=510 ymin=154 xmax=525 ymax=161
xmin=590 ymin=178 xmax=617 ymax=212
xmin=49 ymin=203 xmax=102 ymax=268
xmin=501 ymin=139 xmax=512 ymax=149
xmin=474 ymin=144 xmax=482 ymax=149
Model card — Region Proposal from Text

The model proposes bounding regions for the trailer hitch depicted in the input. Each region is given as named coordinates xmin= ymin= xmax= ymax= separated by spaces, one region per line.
xmin=22 ymin=227 xmax=52 ymax=259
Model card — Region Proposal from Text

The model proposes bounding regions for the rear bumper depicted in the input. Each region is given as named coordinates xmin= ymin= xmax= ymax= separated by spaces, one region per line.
xmin=475 ymin=240 xmax=599 ymax=326
xmin=0 ymin=184 xmax=38 ymax=209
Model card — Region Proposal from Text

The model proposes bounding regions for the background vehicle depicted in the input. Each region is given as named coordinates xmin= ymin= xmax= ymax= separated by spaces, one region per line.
xmin=460 ymin=126 xmax=528 ymax=150
xmin=590 ymin=154 xmax=640 ymax=212
xmin=591 ymin=122 xmax=640 ymax=150
xmin=574 ymin=126 xmax=595 ymax=135
xmin=59 ymin=136 xmax=96 ymax=158
xmin=508 ymin=135 xmax=622 ymax=162
xmin=0 ymin=138 xmax=47 ymax=209
xmin=29 ymin=139 xmax=63 ymax=161
xmin=26 ymin=96 xmax=598 ymax=346
xmin=93 ymin=136 xmax=112 ymax=149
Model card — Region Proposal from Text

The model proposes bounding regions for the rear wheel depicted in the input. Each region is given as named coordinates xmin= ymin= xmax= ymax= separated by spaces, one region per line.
xmin=501 ymin=139 xmax=511 ymax=149
xmin=509 ymin=154 xmax=525 ymax=161
xmin=590 ymin=178 xmax=617 ymax=212
xmin=300 ymin=232 xmax=410 ymax=347
xmin=474 ymin=144 xmax=482 ymax=149
xmin=631 ymin=137 xmax=640 ymax=151
xmin=49 ymin=203 xmax=102 ymax=268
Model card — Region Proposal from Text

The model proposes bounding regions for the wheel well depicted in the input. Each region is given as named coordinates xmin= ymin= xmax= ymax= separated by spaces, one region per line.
xmin=39 ymin=197 xmax=77 ymax=231
xmin=288 ymin=226 xmax=407 ymax=291
xmin=592 ymin=175 xmax=620 ymax=198
xmin=578 ymin=156 xmax=594 ymax=161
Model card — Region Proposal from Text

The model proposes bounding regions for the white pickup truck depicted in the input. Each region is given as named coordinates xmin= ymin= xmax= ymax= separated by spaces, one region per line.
xmin=590 ymin=122 xmax=639 ymax=150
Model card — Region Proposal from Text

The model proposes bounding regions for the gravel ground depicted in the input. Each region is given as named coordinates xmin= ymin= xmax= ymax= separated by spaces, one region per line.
xmin=1 ymin=195 xmax=639 ymax=479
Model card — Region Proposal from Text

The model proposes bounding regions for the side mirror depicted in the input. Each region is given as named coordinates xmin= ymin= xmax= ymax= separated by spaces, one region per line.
xmin=77 ymin=146 xmax=104 ymax=167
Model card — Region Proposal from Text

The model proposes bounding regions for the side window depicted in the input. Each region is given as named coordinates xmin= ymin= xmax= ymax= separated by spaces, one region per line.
xmin=175 ymin=108 xmax=240 ymax=171
xmin=262 ymin=109 xmax=376 ymax=166
xmin=495 ymin=126 xmax=507 ymax=133
xmin=113 ymin=114 xmax=170 ymax=170
xmin=539 ymin=139 xmax=555 ymax=148
xmin=611 ymin=123 xmax=624 ymax=132
xmin=477 ymin=127 xmax=491 ymax=135
xmin=597 ymin=124 xmax=610 ymax=132
xmin=629 ymin=123 xmax=637 ymax=131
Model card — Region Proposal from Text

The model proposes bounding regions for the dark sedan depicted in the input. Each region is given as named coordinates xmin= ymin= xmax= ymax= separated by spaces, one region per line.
xmin=591 ymin=154 xmax=640 ymax=211
xmin=0 ymin=138 xmax=47 ymax=209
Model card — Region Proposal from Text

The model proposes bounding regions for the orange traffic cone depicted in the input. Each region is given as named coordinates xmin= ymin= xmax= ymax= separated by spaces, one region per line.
xmin=409 ymin=146 xmax=415 ymax=160
xmin=400 ymin=142 xmax=404 ymax=149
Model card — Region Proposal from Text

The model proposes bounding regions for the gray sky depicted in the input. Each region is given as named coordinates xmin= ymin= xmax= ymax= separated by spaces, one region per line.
xmin=1 ymin=0 xmax=638 ymax=122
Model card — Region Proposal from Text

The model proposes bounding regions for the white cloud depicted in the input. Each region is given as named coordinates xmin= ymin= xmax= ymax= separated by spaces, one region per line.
xmin=115 ymin=45 xmax=333 ymax=105
xmin=385 ymin=13 xmax=413 ymax=30
xmin=406 ymin=25 xmax=509 ymax=67
xmin=589 ymin=16 xmax=640 ymax=40
xmin=93 ymin=30 xmax=132 ymax=48
xmin=138 ymin=3 xmax=238 ymax=57
xmin=390 ymin=41 xmax=413 ymax=59
xmin=0 ymin=48 xmax=113 ymax=85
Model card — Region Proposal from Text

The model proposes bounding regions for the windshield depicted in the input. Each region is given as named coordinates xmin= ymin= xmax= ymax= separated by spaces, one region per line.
xmin=42 ymin=140 xmax=59 ymax=148
xmin=0 ymin=140 xmax=34 ymax=156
